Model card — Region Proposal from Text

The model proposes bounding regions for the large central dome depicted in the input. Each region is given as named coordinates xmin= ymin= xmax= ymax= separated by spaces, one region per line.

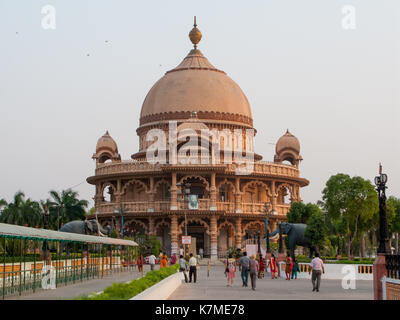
xmin=139 ymin=21 xmax=253 ymax=128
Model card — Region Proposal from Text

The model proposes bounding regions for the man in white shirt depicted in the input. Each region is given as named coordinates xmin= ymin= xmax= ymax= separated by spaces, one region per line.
xmin=188 ymin=253 xmax=198 ymax=283
xmin=309 ymin=252 xmax=325 ymax=292
xmin=148 ymin=254 xmax=156 ymax=271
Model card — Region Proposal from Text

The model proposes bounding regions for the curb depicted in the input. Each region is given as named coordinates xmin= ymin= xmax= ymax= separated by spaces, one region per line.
xmin=130 ymin=271 xmax=184 ymax=300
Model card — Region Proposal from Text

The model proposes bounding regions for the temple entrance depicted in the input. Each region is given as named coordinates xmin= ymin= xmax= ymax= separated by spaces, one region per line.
xmin=181 ymin=223 xmax=208 ymax=256
xmin=188 ymin=232 xmax=204 ymax=255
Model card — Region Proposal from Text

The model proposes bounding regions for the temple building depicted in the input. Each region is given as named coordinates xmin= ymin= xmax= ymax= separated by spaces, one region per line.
xmin=86 ymin=19 xmax=309 ymax=260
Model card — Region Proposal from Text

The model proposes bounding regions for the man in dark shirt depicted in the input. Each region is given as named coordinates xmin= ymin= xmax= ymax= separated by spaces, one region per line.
xmin=238 ymin=252 xmax=250 ymax=287
xmin=249 ymin=255 xmax=259 ymax=290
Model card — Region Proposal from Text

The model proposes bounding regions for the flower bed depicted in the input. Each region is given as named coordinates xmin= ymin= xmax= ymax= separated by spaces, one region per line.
xmin=77 ymin=264 xmax=179 ymax=300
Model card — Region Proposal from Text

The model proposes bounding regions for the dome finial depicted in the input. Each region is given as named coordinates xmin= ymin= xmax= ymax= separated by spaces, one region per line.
xmin=189 ymin=16 xmax=202 ymax=49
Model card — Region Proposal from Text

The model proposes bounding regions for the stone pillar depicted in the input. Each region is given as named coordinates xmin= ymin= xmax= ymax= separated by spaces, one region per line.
xmin=228 ymin=228 xmax=233 ymax=248
xmin=170 ymin=215 xmax=178 ymax=256
xmin=148 ymin=217 xmax=155 ymax=237
xmin=94 ymin=184 xmax=103 ymax=207
xmin=170 ymin=172 xmax=178 ymax=210
xmin=271 ymin=180 xmax=277 ymax=215
xmin=148 ymin=177 xmax=155 ymax=212
xmin=234 ymin=193 xmax=242 ymax=213
xmin=115 ymin=179 xmax=122 ymax=203
xmin=235 ymin=177 xmax=242 ymax=213
xmin=235 ymin=218 xmax=242 ymax=249
xmin=373 ymin=254 xmax=387 ymax=300
xmin=210 ymin=215 xmax=218 ymax=260
xmin=115 ymin=218 xmax=121 ymax=238
xmin=210 ymin=172 xmax=217 ymax=211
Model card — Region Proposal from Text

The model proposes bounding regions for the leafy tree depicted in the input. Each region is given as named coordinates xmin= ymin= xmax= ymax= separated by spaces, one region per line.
xmin=0 ymin=192 xmax=42 ymax=227
xmin=287 ymin=202 xmax=307 ymax=223
xmin=287 ymin=202 xmax=320 ymax=224
xmin=304 ymin=209 xmax=327 ymax=253
xmin=322 ymin=174 xmax=378 ymax=258
xmin=387 ymin=196 xmax=400 ymax=253
xmin=86 ymin=207 xmax=95 ymax=216
xmin=48 ymin=189 xmax=88 ymax=227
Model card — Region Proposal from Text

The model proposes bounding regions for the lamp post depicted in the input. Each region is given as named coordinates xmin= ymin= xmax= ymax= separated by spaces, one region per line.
xmin=43 ymin=204 xmax=50 ymax=230
xmin=55 ymin=204 xmax=64 ymax=231
xmin=264 ymin=202 xmax=270 ymax=253
xmin=374 ymin=164 xmax=390 ymax=254
xmin=42 ymin=204 xmax=50 ymax=262
xmin=114 ymin=205 xmax=124 ymax=238
xmin=278 ymin=222 xmax=283 ymax=254
xmin=184 ymin=183 xmax=191 ymax=256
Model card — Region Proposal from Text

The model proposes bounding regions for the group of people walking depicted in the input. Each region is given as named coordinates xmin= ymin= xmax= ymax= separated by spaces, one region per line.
xmin=225 ymin=251 xmax=325 ymax=292
xmin=145 ymin=252 xmax=176 ymax=271
xmin=179 ymin=253 xmax=199 ymax=283
xmin=284 ymin=256 xmax=300 ymax=280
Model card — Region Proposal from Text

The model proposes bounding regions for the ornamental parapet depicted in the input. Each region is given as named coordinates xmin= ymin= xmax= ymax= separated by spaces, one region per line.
xmin=91 ymin=160 xmax=301 ymax=181
xmin=95 ymin=200 xmax=290 ymax=216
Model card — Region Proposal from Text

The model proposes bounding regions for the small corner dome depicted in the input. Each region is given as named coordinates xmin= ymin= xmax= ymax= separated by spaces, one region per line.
xmin=96 ymin=131 xmax=119 ymax=154
xmin=276 ymin=129 xmax=300 ymax=154
xmin=177 ymin=112 xmax=209 ymax=133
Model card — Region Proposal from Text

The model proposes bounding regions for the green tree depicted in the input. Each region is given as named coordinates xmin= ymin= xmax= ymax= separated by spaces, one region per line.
xmin=322 ymin=174 xmax=378 ymax=258
xmin=48 ymin=189 xmax=88 ymax=227
xmin=0 ymin=192 xmax=42 ymax=227
xmin=287 ymin=202 xmax=322 ymax=224
xmin=287 ymin=202 xmax=308 ymax=223
xmin=304 ymin=209 xmax=327 ymax=253
xmin=387 ymin=196 xmax=400 ymax=254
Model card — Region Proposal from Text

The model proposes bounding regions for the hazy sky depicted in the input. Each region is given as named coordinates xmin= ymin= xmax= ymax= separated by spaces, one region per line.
xmin=0 ymin=0 xmax=399 ymax=207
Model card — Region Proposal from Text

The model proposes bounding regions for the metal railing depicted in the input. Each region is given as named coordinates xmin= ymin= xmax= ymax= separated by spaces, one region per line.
xmin=386 ymin=254 xmax=400 ymax=279
xmin=1 ymin=228 xmax=138 ymax=299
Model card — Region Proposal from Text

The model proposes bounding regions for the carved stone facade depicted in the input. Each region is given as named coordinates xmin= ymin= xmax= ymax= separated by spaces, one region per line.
xmin=86 ymin=20 xmax=309 ymax=260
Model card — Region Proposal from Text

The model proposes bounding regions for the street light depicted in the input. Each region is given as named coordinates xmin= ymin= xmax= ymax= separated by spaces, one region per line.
xmin=114 ymin=205 xmax=124 ymax=238
xmin=43 ymin=204 xmax=50 ymax=229
xmin=42 ymin=204 xmax=50 ymax=261
xmin=374 ymin=164 xmax=390 ymax=254
xmin=264 ymin=202 xmax=270 ymax=253
xmin=278 ymin=222 xmax=283 ymax=254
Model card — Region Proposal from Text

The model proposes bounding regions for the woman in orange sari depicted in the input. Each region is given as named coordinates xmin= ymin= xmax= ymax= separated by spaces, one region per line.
xmin=160 ymin=255 xmax=168 ymax=269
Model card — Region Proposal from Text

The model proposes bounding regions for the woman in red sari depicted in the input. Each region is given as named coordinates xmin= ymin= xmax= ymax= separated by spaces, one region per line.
xmin=137 ymin=254 xmax=143 ymax=272
xmin=258 ymin=254 xmax=264 ymax=279
xmin=268 ymin=253 xmax=278 ymax=279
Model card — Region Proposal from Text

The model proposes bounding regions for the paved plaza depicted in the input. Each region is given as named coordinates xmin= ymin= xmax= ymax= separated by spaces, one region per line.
xmin=169 ymin=265 xmax=373 ymax=300
xmin=6 ymin=265 xmax=150 ymax=300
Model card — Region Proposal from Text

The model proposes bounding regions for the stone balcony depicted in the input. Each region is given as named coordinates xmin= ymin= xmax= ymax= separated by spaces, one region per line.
xmin=96 ymin=200 xmax=290 ymax=216
xmin=91 ymin=160 xmax=302 ymax=181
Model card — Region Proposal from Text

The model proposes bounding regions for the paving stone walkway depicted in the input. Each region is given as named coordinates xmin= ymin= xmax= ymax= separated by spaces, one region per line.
xmin=169 ymin=265 xmax=373 ymax=300
xmin=6 ymin=265 xmax=151 ymax=300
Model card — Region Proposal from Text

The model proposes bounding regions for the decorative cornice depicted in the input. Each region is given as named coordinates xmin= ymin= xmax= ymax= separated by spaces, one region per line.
xmin=139 ymin=110 xmax=253 ymax=127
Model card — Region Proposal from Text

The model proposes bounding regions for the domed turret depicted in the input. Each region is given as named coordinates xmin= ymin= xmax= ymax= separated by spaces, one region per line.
xmin=92 ymin=131 xmax=121 ymax=165
xmin=139 ymin=17 xmax=253 ymax=129
xmin=274 ymin=129 xmax=302 ymax=167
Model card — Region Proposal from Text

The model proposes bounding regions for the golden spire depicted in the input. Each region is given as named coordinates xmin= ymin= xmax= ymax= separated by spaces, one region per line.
xmin=189 ymin=16 xmax=202 ymax=49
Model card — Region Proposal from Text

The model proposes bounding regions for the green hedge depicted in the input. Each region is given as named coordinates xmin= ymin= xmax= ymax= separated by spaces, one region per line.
xmin=294 ymin=255 xmax=375 ymax=265
xmin=77 ymin=264 xmax=180 ymax=300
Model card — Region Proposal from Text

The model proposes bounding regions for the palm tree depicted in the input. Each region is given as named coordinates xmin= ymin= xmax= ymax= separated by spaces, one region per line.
xmin=0 ymin=191 xmax=42 ymax=227
xmin=49 ymin=189 xmax=88 ymax=229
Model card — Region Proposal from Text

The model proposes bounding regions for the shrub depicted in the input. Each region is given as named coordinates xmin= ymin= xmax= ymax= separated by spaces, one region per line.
xmin=77 ymin=264 xmax=179 ymax=300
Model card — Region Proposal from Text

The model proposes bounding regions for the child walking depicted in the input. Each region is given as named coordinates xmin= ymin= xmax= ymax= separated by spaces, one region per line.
xmin=285 ymin=256 xmax=293 ymax=280
xmin=291 ymin=259 xmax=300 ymax=279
